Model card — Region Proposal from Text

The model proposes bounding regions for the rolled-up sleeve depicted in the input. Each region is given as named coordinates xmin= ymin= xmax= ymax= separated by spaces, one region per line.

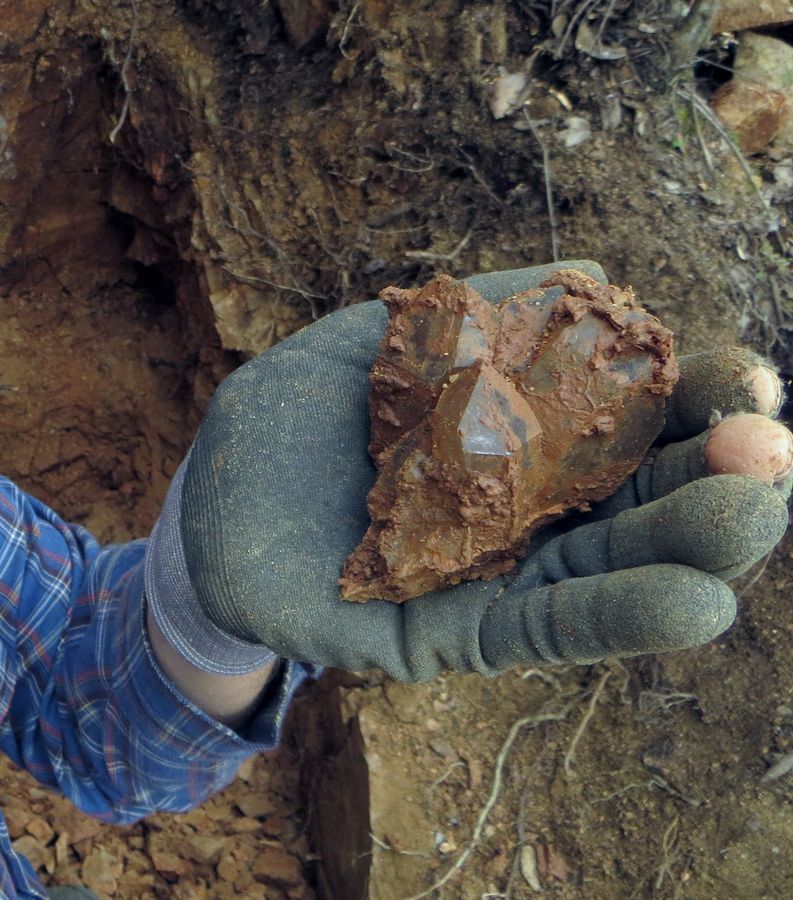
xmin=0 ymin=477 xmax=312 ymax=898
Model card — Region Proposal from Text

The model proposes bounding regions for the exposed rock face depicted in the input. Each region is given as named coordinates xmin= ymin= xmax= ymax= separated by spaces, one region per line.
xmin=341 ymin=271 xmax=678 ymax=603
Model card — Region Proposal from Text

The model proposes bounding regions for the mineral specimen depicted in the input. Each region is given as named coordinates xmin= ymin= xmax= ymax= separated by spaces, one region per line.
xmin=340 ymin=270 xmax=679 ymax=603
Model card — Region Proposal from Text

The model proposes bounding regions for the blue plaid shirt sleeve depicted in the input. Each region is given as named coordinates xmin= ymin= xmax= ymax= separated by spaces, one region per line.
xmin=0 ymin=477 xmax=313 ymax=899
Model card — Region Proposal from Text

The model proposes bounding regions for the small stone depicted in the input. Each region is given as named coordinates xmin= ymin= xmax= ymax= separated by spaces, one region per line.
xmin=67 ymin=818 xmax=102 ymax=845
xmin=185 ymin=834 xmax=227 ymax=865
xmin=25 ymin=816 xmax=54 ymax=844
xmin=149 ymin=849 xmax=189 ymax=881
xmin=234 ymin=868 xmax=254 ymax=891
xmin=4 ymin=807 xmax=31 ymax=840
xmin=81 ymin=846 xmax=122 ymax=893
xmin=236 ymin=758 xmax=255 ymax=782
xmin=261 ymin=816 xmax=287 ymax=837
xmin=12 ymin=835 xmax=53 ymax=874
xmin=711 ymin=81 xmax=788 ymax=155
xmin=252 ymin=847 xmax=303 ymax=887
xmin=428 ymin=739 xmax=456 ymax=760
xmin=520 ymin=845 xmax=542 ymax=891
xmin=236 ymin=795 xmax=277 ymax=819
xmin=489 ymin=71 xmax=529 ymax=120
xmin=217 ymin=854 xmax=238 ymax=882
xmin=559 ymin=115 xmax=592 ymax=148
xmin=54 ymin=831 xmax=70 ymax=867
xmin=229 ymin=816 xmax=263 ymax=833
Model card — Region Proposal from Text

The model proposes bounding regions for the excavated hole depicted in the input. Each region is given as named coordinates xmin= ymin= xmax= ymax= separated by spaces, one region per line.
xmin=0 ymin=50 xmax=314 ymax=897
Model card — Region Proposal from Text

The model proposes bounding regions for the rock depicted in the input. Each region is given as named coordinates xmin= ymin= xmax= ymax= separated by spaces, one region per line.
xmin=710 ymin=31 xmax=793 ymax=155
xmin=185 ymin=834 xmax=227 ymax=865
xmin=236 ymin=795 xmax=277 ymax=819
xmin=489 ymin=71 xmax=529 ymax=120
xmin=4 ymin=807 xmax=31 ymax=840
xmin=736 ymin=32 xmax=793 ymax=92
xmin=340 ymin=271 xmax=677 ymax=602
xmin=229 ymin=816 xmax=263 ymax=833
xmin=261 ymin=815 xmax=287 ymax=838
xmin=520 ymin=844 xmax=542 ymax=890
xmin=252 ymin=847 xmax=303 ymax=887
xmin=428 ymin=739 xmax=456 ymax=761
xmin=710 ymin=81 xmax=788 ymax=155
xmin=736 ymin=32 xmax=793 ymax=152
xmin=149 ymin=849 xmax=189 ymax=881
xmin=12 ymin=835 xmax=53 ymax=874
xmin=274 ymin=0 xmax=331 ymax=48
xmin=713 ymin=0 xmax=793 ymax=32
xmin=54 ymin=831 xmax=70 ymax=867
xmin=559 ymin=115 xmax=592 ymax=148
xmin=81 ymin=846 xmax=123 ymax=893
xmin=25 ymin=816 xmax=54 ymax=844
xmin=535 ymin=842 xmax=569 ymax=881
xmin=217 ymin=854 xmax=238 ymax=882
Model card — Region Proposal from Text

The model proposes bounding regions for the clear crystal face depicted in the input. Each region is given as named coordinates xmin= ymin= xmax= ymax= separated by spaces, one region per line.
xmin=453 ymin=315 xmax=490 ymax=369
xmin=432 ymin=363 xmax=542 ymax=475
xmin=458 ymin=373 xmax=512 ymax=458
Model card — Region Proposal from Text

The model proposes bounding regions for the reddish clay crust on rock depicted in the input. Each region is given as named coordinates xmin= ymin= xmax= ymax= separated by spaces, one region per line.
xmin=339 ymin=270 xmax=679 ymax=603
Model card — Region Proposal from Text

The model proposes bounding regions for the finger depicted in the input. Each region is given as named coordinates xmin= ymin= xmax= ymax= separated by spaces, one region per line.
xmin=704 ymin=413 xmax=793 ymax=485
xmin=534 ymin=474 xmax=788 ymax=584
xmin=479 ymin=564 xmax=735 ymax=669
xmin=464 ymin=260 xmax=607 ymax=302
xmin=589 ymin=414 xmax=793 ymax=519
xmin=661 ymin=347 xmax=783 ymax=442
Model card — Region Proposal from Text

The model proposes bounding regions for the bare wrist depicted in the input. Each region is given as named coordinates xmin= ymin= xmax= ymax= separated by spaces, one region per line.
xmin=146 ymin=606 xmax=280 ymax=731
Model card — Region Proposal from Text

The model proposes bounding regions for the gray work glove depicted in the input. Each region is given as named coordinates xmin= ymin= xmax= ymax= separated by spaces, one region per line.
xmin=178 ymin=261 xmax=790 ymax=681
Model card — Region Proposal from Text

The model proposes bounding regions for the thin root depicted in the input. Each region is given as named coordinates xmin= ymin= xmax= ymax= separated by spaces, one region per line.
xmin=563 ymin=668 xmax=611 ymax=775
xmin=405 ymin=700 xmax=574 ymax=900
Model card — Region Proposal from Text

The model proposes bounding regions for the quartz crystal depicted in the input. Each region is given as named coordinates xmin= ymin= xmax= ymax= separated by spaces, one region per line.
xmin=340 ymin=270 xmax=679 ymax=603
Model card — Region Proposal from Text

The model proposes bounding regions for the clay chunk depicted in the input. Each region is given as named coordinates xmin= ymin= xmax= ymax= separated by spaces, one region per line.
xmin=340 ymin=270 xmax=679 ymax=603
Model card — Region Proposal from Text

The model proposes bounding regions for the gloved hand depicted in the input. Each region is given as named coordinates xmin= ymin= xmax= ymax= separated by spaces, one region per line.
xmin=175 ymin=261 xmax=791 ymax=681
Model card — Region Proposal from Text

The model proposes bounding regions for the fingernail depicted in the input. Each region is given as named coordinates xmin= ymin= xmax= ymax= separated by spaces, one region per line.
xmin=746 ymin=366 xmax=783 ymax=417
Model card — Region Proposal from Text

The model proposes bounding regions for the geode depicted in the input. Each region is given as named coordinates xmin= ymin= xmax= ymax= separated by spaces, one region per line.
xmin=339 ymin=270 xmax=679 ymax=603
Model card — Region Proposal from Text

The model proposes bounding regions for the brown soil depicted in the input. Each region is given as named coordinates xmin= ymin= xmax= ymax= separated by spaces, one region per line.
xmin=1 ymin=1 xmax=793 ymax=898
